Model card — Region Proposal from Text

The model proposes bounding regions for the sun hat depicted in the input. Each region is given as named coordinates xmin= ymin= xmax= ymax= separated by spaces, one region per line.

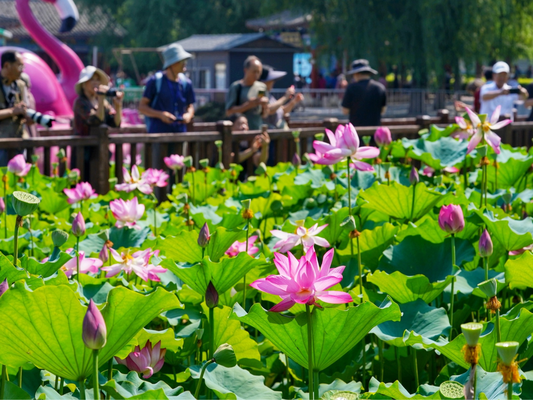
xmin=162 ymin=44 xmax=192 ymax=70
xmin=346 ymin=59 xmax=377 ymax=75
xmin=492 ymin=61 xmax=510 ymax=74
xmin=260 ymin=65 xmax=287 ymax=83
xmin=75 ymin=66 xmax=109 ymax=95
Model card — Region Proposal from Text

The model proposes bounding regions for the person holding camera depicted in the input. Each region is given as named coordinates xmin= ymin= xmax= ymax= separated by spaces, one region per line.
xmin=138 ymin=44 xmax=195 ymax=133
xmin=226 ymin=55 xmax=269 ymax=131
xmin=73 ymin=65 xmax=123 ymax=136
xmin=480 ymin=61 xmax=527 ymax=119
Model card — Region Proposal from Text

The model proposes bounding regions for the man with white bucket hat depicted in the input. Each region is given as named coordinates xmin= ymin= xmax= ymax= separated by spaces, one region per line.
xmin=480 ymin=61 xmax=527 ymax=119
xmin=139 ymin=44 xmax=196 ymax=133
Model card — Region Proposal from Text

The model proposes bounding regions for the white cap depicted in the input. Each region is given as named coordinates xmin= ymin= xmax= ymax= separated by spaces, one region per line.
xmin=492 ymin=61 xmax=510 ymax=74
xmin=75 ymin=66 xmax=109 ymax=95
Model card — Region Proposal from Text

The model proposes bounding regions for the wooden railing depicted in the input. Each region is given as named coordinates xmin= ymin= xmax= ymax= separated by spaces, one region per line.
xmin=2 ymin=109 xmax=532 ymax=197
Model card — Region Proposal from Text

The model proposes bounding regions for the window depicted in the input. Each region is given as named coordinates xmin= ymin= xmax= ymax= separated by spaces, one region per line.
xmin=215 ymin=63 xmax=226 ymax=89
xmin=199 ymin=69 xmax=211 ymax=89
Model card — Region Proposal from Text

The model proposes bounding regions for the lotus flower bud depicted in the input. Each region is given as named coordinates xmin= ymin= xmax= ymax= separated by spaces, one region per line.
xmin=292 ymin=153 xmax=301 ymax=167
xmin=57 ymin=148 xmax=66 ymax=160
xmin=205 ymin=281 xmax=219 ymax=308
xmin=52 ymin=230 xmax=69 ymax=247
xmin=31 ymin=154 xmax=39 ymax=164
xmin=99 ymin=245 xmax=109 ymax=263
xmin=0 ymin=279 xmax=8 ymax=298
xmin=199 ymin=159 xmax=209 ymax=169
xmin=215 ymin=140 xmax=223 ymax=148
xmin=255 ymin=162 xmax=267 ymax=176
xmin=12 ymin=191 xmax=40 ymax=216
xmin=340 ymin=215 xmax=357 ymax=232
xmin=314 ymin=133 xmax=325 ymax=141
xmin=478 ymin=278 xmax=498 ymax=298
xmin=479 ymin=229 xmax=493 ymax=258
xmin=82 ymin=299 xmax=107 ymax=350
xmin=213 ymin=343 xmax=237 ymax=368
xmin=304 ymin=198 xmax=316 ymax=209
xmin=374 ymin=127 xmax=392 ymax=147
xmin=0 ymin=197 xmax=5 ymax=214
xmin=409 ymin=167 xmax=419 ymax=185
xmin=241 ymin=199 xmax=251 ymax=210
xmin=496 ymin=341 xmax=519 ymax=366
xmin=461 ymin=323 xmax=483 ymax=347
xmin=438 ymin=204 xmax=464 ymax=234
xmin=71 ymin=212 xmax=86 ymax=237
xmin=184 ymin=156 xmax=193 ymax=168
xmin=362 ymin=136 xmax=371 ymax=146
xmin=502 ymin=191 xmax=512 ymax=205
xmin=198 ymin=223 xmax=210 ymax=248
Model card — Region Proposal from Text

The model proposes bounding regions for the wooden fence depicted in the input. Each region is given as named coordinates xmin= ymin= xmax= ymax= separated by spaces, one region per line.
xmin=2 ymin=108 xmax=533 ymax=196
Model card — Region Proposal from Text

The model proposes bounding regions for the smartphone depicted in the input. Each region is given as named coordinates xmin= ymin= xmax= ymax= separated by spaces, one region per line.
xmin=257 ymin=90 xmax=266 ymax=98
xmin=509 ymin=87 xmax=520 ymax=94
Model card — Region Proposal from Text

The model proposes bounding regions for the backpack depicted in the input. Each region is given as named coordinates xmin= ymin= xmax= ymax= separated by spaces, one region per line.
xmin=144 ymin=71 xmax=189 ymax=132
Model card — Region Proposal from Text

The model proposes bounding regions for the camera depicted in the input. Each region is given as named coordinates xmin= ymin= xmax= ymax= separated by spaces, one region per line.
xmin=508 ymin=87 xmax=521 ymax=94
xmin=96 ymin=88 xmax=118 ymax=97
xmin=26 ymin=109 xmax=55 ymax=128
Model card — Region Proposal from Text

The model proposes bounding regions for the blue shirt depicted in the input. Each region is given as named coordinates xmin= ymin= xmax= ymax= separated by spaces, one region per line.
xmin=142 ymin=73 xmax=196 ymax=133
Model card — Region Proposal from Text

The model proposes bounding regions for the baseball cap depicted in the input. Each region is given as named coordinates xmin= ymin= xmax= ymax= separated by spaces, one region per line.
xmin=492 ymin=61 xmax=510 ymax=74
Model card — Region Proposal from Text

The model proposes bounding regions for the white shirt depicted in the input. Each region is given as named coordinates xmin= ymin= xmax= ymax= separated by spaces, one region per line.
xmin=479 ymin=82 xmax=518 ymax=118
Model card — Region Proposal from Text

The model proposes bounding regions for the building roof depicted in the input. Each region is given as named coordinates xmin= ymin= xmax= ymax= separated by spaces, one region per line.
xmin=0 ymin=0 xmax=125 ymax=40
xmin=246 ymin=10 xmax=312 ymax=31
xmin=165 ymin=33 xmax=299 ymax=52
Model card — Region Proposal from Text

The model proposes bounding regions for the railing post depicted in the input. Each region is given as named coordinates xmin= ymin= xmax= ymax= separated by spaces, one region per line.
xmin=416 ymin=115 xmax=431 ymax=131
xmin=89 ymin=125 xmax=110 ymax=194
xmin=284 ymin=113 xmax=290 ymax=128
xmin=323 ymin=118 xmax=339 ymax=133
xmin=437 ymin=109 xmax=449 ymax=124
xmin=500 ymin=114 xmax=513 ymax=146
xmin=217 ymin=120 xmax=233 ymax=168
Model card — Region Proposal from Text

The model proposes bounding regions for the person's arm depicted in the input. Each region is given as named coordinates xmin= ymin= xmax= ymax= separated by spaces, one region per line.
xmin=138 ymin=97 xmax=176 ymax=124
xmin=112 ymin=92 xmax=124 ymax=127
xmin=238 ymin=137 xmax=261 ymax=163
xmin=257 ymin=130 xmax=270 ymax=165
xmin=227 ymin=97 xmax=262 ymax=116
xmin=268 ymin=86 xmax=296 ymax=115
xmin=482 ymin=88 xmax=508 ymax=101
xmin=0 ymin=103 xmax=26 ymax=121
xmin=519 ymin=86 xmax=528 ymax=101
xmin=282 ymin=93 xmax=304 ymax=114
xmin=182 ymin=103 xmax=194 ymax=124
xmin=342 ymin=107 xmax=350 ymax=115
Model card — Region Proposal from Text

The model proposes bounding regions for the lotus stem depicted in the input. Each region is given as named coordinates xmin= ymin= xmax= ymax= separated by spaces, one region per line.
xmin=18 ymin=366 xmax=22 ymax=387
xmin=93 ymin=350 xmax=100 ymax=400
xmin=412 ymin=348 xmax=419 ymax=388
xmin=174 ymin=170 xmax=179 ymax=186
xmin=473 ymin=364 xmax=477 ymax=400
xmin=194 ymin=359 xmax=214 ymax=400
xmin=3 ymin=205 xmax=6 ymax=239
xmin=13 ymin=215 xmax=22 ymax=267
xmin=479 ymin=165 xmax=485 ymax=209
xmin=204 ymin=170 xmax=208 ymax=202
xmin=209 ymin=306 xmax=215 ymax=360
xmin=357 ymin=235 xmax=363 ymax=300
xmin=346 ymin=158 xmax=351 ymax=215
xmin=463 ymin=160 xmax=468 ymax=190
xmin=483 ymin=164 xmax=488 ymax=207
xmin=152 ymin=194 xmax=158 ymax=236
xmin=396 ymin=347 xmax=402 ymax=382
xmin=76 ymin=236 xmax=80 ymax=282
xmin=306 ymin=304 xmax=315 ymax=400
xmin=484 ymin=256 xmax=489 ymax=282
xmin=494 ymin=156 xmax=498 ymax=191
xmin=107 ymin=358 xmax=113 ymax=381
xmin=191 ymin=171 xmax=196 ymax=206
xmin=411 ymin=182 xmax=416 ymax=221
xmin=243 ymin=222 xmax=250 ymax=310
xmin=0 ymin=365 xmax=7 ymax=400
xmin=449 ymin=234 xmax=456 ymax=339
xmin=507 ymin=379 xmax=512 ymax=400
xmin=79 ymin=378 xmax=86 ymax=400
xmin=60 ymin=377 xmax=64 ymax=395
xmin=495 ymin=309 xmax=501 ymax=342
xmin=378 ymin=337 xmax=384 ymax=381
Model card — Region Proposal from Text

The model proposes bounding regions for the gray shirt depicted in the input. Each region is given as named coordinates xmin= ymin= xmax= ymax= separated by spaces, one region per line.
xmin=225 ymin=80 xmax=267 ymax=130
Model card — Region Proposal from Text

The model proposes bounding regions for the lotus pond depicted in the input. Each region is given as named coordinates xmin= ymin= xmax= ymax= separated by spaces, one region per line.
xmin=2 ymin=110 xmax=533 ymax=400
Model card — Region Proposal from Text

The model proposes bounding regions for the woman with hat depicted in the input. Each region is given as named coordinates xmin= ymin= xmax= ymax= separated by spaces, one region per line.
xmin=73 ymin=65 xmax=123 ymax=136
xmin=260 ymin=65 xmax=304 ymax=130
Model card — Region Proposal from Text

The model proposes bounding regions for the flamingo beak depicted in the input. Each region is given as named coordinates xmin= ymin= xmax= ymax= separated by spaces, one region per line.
xmin=53 ymin=0 xmax=79 ymax=33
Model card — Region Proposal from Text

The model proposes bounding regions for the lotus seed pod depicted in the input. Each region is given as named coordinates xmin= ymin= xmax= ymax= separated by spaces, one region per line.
xmin=461 ymin=323 xmax=483 ymax=347
xmin=477 ymin=278 xmax=498 ymax=298
xmin=439 ymin=381 xmax=465 ymax=399
xmin=291 ymin=130 xmax=301 ymax=139
xmin=314 ymin=133 xmax=325 ymax=141
xmin=340 ymin=216 xmax=357 ymax=232
xmin=496 ymin=341 xmax=519 ymax=366
xmin=241 ymin=199 xmax=251 ymax=210
xmin=255 ymin=162 xmax=267 ymax=176
xmin=184 ymin=156 xmax=193 ymax=168
xmin=215 ymin=140 xmax=223 ymax=148
xmin=199 ymin=159 xmax=209 ymax=169
xmin=12 ymin=191 xmax=40 ymax=216
xmin=57 ymin=148 xmax=66 ymax=160
xmin=213 ymin=343 xmax=237 ymax=368
xmin=51 ymin=230 xmax=69 ymax=247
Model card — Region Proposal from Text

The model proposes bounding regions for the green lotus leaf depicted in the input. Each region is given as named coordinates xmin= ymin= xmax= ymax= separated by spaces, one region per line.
xmin=505 ymin=251 xmax=533 ymax=289
xmin=232 ymin=298 xmax=400 ymax=371
xmin=471 ymin=209 xmax=533 ymax=251
xmin=100 ymin=370 xmax=184 ymax=399
xmin=0 ymin=284 xmax=179 ymax=380
xmin=371 ymin=299 xmax=450 ymax=347
xmin=451 ymin=365 xmax=519 ymax=400
xmin=0 ymin=252 xmax=27 ymax=283
xmin=365 ymin=377 xmax=441 ymax=399
xmin=484 ymin=151 xmax=533 ymax=189
xmin=162 ymin=252 xmax=268 ymax=296
xmin=360 ymin=182 xmax=443 ymax=221
xmin=402 ymin=136 xmax=468 ymax=169
xmin=21 ymin=252 xmax=73 ymax=278
xmin=367 ymin=271 xmax=454 ymax=304
xmin=190 ymin=364 xmax=282 ymax=400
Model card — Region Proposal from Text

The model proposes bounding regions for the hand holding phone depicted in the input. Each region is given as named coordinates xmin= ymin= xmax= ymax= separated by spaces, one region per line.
xmin=509 ymin=87 xmax=520 ymax=94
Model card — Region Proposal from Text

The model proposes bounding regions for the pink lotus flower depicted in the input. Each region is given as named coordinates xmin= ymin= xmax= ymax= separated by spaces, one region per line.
xmin=421 ymin=166 xmax=460 ymax=177
xmin=465 ymin=106 xmax=511 ymax=154
xmin=225 ymin=235 xmax=260 ymax=257
xmin=374 ymin=127 xmax=392 ymax=147
xmin=271 ymin=222 xmax=329 ymax=253
xmin=509 ymin=244 xmax=533 ymax=256
xmin=438 ymin=204 xmax=465 ymax=234
xmin=63 ymin=182 xmax=97 ymax=204
xmin=312 ymin=123 xmax=380 ymax=170
xmin=142 ymin=168 xmax=169 ymax=188
xmin=61 ymin=249 xmax=103 ymax=278
xmin=83 ymin=299 xmax=107 ymax=350
xmin=250 ymin=248 xmax=352 ymax=312
xmin=115 ymin=165 xmax=152 ymax=194
xmin=110 ymin=197 xmax=145 ymax=230
xmin=7 ymin=154 xmax=31 ymax=177
xmin=0 ymin=197 xmax=5 ymax=214
xmin=124 ymin=153 xmax=142 ymax=166
xmin=101 ymin=248 xmax=166 ymax=282
xmin=453 ymin=116 xmax=476 ymax=140
xmin=164 ymin=154 xmax=185 ymax=170
xmin=115 ymin=341 xmax=166 ymax=379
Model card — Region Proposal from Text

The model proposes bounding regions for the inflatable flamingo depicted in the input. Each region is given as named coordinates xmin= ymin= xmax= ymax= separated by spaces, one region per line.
xmin=0 ymin=0 xmax=83 ymax=117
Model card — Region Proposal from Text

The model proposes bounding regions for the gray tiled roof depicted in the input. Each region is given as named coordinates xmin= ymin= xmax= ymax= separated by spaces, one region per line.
xmin=165 ymin=33 xmax=295 ymax=52
xmin=0 ymin=0 xmax=125 ymax=40
xmin=246 ymin=10 xmax=312 ymax=31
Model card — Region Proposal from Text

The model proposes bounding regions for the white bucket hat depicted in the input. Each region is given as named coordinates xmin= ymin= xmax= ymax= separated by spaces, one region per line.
xmin=75 ymin=66 xmax=110 ymax=95
xmin=162 ymin=44 xmax=192 ymax=70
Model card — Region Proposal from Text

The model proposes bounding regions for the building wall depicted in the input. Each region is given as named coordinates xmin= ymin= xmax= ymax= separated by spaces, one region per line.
xmin=189 ymin=51 xmax=229 ymax=89
xmin=229 ymin=51 xmax=295 ymax=88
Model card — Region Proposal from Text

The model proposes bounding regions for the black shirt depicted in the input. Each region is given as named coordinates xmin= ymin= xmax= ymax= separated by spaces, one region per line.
xmin=527 ymin=83 xmax=533 ymax=121
xmin=341 ymin=79 xmax=387 ymax=126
